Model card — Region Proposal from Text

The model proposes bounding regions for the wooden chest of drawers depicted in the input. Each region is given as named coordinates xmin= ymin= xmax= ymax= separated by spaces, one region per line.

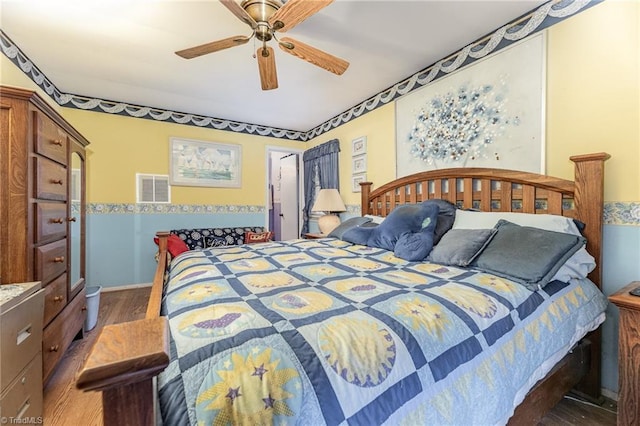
xmin=0 ymin=282 xmax=44 ymax=420
xmin=1 ymin=86 xmax=90 ymax=385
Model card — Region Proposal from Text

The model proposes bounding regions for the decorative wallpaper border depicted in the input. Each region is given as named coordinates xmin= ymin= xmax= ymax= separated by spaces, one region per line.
xmin=87 ymin=203 xmax=265 ymax=215
xmin=86 ymin=201 xmax=640 ymax=226
xmin=0 ymin=0 xmax=600 ymax=142
xmin=604 ymin=202 xmax=640 ymax=226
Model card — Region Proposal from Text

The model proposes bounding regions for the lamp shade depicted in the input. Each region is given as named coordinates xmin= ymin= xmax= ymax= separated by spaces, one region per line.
xmin=311 ymin=188 xmax=346 ymax=213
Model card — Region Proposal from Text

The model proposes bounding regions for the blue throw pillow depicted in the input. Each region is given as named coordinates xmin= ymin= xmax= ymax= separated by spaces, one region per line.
xmin=394 ymin=232 xmax=435 ymax=261
xmin=367 ymin=203 xmax=440 ymax=251
xmin=342 ymin=226 xmax=374 ymax=245
xmin=421 ymin=199 xmax=457 ymax=244
xmin=328 ymin=216 xmax=373 ymax=239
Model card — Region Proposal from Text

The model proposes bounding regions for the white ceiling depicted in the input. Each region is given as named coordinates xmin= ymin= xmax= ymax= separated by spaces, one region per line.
xmin=0 ymin=0 xmax=546 ymax=132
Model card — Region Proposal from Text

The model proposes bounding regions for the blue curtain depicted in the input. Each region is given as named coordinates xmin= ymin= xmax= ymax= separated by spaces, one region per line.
xmin=301 ymin=139 xmax=340 ymax=234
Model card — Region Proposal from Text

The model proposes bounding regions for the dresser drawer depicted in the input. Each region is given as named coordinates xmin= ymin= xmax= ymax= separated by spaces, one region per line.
xmin=34 ymin=156 xmax=67 ymax=201
xmin=43 ymin=273 xmax=67 ymax=327
xmin=0 ymin=353 xmax=43 ymax=420
xmin=0 ymin=289 xmax=44 ymax=391
xmin=43 ymin=286 xmax=86 ymax=382
xmin=34 ymin=202 xmax=67 ymax=243
xmin=33 ymin=110 xmax=67 ymax=165
xmin=35 ymin=238 xmax=67 ymax=285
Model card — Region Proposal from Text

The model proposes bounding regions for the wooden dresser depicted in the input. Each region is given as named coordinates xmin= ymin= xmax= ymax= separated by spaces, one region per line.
xmin=0 ymin=86 xmax=89 ymax=384
xmin=609 ymin=281 xmax=640 ymax=426
xmin=0 ymin=282 xmax=44 ymax=421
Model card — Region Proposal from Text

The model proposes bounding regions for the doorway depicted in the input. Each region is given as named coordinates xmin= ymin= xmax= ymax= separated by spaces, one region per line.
xmin=265 ymin=146 xmax=304 ymax=241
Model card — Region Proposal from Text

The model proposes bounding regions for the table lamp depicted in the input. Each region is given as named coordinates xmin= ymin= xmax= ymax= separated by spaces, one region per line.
xmin=311 ymin=188 xmax=346 ymax=234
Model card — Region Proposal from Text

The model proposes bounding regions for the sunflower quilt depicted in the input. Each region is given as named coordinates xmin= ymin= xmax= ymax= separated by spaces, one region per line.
xmin=157 ymin=238 xmax=607 ymax=425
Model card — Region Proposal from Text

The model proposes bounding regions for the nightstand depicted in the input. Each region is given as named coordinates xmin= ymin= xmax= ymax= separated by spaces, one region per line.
xmin=0 ymin=282 xmax=44 ymax=421
xmin=609 ymin=281 xmax=640 ymax=426
xmin=303 ymin=233 xmax=326 ymax=239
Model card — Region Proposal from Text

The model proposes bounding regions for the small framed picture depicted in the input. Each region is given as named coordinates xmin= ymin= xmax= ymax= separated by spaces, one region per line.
xmin=352 ymin=155 xmax=367 ymax=173
xmin=352 ymin=174 xmax=366 ymax=192
xmin=352 ymin=136 xmax=367 ymax=156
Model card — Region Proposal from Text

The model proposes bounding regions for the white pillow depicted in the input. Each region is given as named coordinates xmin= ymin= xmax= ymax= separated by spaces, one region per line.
xmin=452 ymin=210 xmax=595 ymax=281
xmin=452 ymin=210 xmax=581 ymax=235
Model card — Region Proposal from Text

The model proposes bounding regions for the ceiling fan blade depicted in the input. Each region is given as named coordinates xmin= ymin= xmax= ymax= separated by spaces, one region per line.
xmin=219 ymin=0 xmax=257 ymax=29
xmin=257 ymin=46 xmax=278 ymax=90
xmin=175 ymin=35 xmax=251 ymax=59
xmin=279 ymin=37 xmax=348 ymax=75
xmin=269 ymin=0 xmax=333 ymax=32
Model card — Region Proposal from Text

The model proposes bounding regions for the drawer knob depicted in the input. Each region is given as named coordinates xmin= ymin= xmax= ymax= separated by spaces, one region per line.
xmin=68 ymin=216 xmax=77 ymax=223
xmin=81 ymin=306 xmax=87 ymax=312
xmin=52 ymin=139 xmax=63 ymax=146
xmin=21 ymin=376 xmax=27 ymax=385
xmin=49 ymin=344 xmax=59 ymax=352
xmin=51 ymin=179 xmax=64 ymax=185
xmin=50 ymin=217 xmax=64 ymax=224
xmin=53 ymin=295 xmax=63 ymax=302
xmin=53 ymin=256 xmax=65 ymax=263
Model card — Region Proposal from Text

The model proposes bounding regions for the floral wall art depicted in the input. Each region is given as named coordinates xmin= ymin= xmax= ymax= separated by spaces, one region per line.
xmin=395 ymin=33 xmax=545 ymax=177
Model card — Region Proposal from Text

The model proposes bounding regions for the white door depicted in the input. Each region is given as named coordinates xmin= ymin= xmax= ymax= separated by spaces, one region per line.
xmin=279 ymin=154 xmax=299 ymax=240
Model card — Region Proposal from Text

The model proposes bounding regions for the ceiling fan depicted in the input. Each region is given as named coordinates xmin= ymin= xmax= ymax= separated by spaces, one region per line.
xmin=175 ymin=0 xmax=349 ymax=90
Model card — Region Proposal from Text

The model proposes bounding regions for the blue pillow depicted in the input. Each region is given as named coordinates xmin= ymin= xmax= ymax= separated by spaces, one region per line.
xmin=394 ymin=232 xmax=435 ymax=261
xmin=328 ymin=216 xmax=373 ymax=239
xmin=472 ymin=220 xmax=586 ymax=290
xmin=342 ymin=226 xmax=374 ymax=245
xmin=367 ymin=203 xmax=439 ymax=251
xmin=421 ymin=199 xmax=457 ymax=244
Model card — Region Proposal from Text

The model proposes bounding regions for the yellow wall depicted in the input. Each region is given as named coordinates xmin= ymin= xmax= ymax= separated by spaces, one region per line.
xmin=546 ymin=0 xmax=639 ymax=201
xmin=60 ymin=109 xmax=305 ymax=204
xmin=309 ymin=0 xmax=639 ymax=204
xmin=2 ymin=0 xmax=637 ymax=205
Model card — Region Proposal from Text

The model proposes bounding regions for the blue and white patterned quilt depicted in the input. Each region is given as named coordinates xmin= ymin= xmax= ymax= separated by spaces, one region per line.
xmin=157 ymin=238 xmax=607 ymax=426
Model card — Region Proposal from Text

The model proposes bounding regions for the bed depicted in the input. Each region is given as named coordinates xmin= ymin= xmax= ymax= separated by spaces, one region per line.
xmin=77 ymin=152 xmax=610 ymax=426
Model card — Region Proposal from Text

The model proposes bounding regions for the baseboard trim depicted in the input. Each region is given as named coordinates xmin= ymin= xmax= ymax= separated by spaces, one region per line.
xmin=600 ymin=388 xmax=618 ymax=401
xmin=101 ymin=282 xmax=153 ymax=292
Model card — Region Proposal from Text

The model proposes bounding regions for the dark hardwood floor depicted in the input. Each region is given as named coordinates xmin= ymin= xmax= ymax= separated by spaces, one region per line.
xmin=43 ymin=287 xmax=617 ymax=425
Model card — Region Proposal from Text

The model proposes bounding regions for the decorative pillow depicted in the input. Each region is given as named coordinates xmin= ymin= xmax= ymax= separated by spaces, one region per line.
xmin=451 ymin=210 xmax=595 ymax=281
xmin=205 ymin=236 xmax=233 ymax=247
xmin=428 ymin=228 xmax=497 ymax=267
xmin=153 ymin=234 xmax=189 ymax=257
xmin=367 ymin=203 xmax=440 ymax=251
xmin=422 ymin=199 xmax=457 ymax=244
xmin=394 ymin=232 xmax=434 ymax=261
xmin=245 ymin=231 xmax=274 ymax=244
xmin=472 ymin=220 xmax=586 ymax=291
xmin=172 ymin=227 xmax=265 ymax=249
xmin=342 ymin=226 xmax=375 ymax=245
xmin=328 ymin=216 xmax=373 ymax=239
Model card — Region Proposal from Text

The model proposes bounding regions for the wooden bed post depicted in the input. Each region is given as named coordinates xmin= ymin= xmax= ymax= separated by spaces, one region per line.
xmin=569 ymin=152 xmax=610 ymax=401
xmin=76 ymin=232 xmax=171 ymax=425
xmin=360 ymin=181 xmax=373 ymax=215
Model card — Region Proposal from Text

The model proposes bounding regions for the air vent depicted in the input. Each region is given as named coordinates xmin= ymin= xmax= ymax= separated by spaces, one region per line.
xmin=136 ymin=174 xmax=170 ymax=203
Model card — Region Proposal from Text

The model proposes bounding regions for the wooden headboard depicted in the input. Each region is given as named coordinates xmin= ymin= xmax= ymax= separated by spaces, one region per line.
xmin=360 ymin=153 xmax=609 ymax=291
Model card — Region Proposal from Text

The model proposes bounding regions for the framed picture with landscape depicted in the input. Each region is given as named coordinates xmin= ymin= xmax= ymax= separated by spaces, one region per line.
xmin=169 ymin=137 xmax=242 ymax=187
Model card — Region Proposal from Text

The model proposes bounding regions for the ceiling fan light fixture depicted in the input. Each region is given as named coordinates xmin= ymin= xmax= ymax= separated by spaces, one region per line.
xmin=241 ymin=0 xmax=282 ymax=23
xmin=177 ymin=0 xmax=348 ymax=90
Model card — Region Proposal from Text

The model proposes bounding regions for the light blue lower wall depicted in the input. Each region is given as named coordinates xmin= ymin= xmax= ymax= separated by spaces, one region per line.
xmin=600 ymin=224 xmax=640 ymax=395
xmin=86 ymin=212 xmax=265 ymax=288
